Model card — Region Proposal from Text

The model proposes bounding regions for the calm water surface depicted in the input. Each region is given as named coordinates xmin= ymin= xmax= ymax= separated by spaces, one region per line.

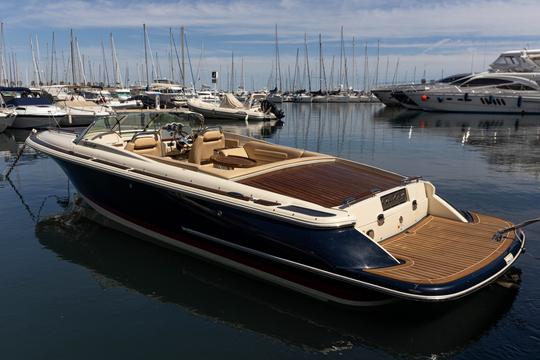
xmin=1 ymin=103 xmax=539 ymax=359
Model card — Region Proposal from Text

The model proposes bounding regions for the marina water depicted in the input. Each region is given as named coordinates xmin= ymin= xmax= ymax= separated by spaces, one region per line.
xmin=1 ymin=103 xmax=539 ymax=359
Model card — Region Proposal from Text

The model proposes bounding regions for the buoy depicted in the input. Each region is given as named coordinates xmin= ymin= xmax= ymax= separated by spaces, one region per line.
xmin=420 ymin=94 xmax=429 ymax=101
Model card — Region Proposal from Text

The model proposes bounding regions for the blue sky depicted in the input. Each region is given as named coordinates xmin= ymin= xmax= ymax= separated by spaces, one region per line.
xmin=1 ymin=0 xmax=540 ymax=89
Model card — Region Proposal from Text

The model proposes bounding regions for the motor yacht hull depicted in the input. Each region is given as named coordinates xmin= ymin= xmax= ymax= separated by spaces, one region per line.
xmin=372 ymin=89 xmax=402 ymax=107
xmin=10 ymin=115 xmax=68 ymax=129
xmin=27 ymin=130 xmax=526 ymax=306
xmin=405 ymin=91 xmax=540 ymax=113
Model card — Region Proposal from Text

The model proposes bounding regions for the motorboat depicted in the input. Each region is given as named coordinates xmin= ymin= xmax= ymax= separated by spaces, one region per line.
xmin=401 ymin=73 xmax=540 ymax=113
xmin=0 ymin=87 xmax=67 ymax=129
xmin=106 ymin=98 xmax=143 ymax=110
xmin=147 ymin=80 xmax=196 ymax=106
xmin=294 ymin=93 xmax=312 ymax=103
xmin=188 ymin=93 xmax=281 ymax=121
xmin=0 ymin=107 xmax=17 ymax=131
xmin=374 ymin=73 xmax=474 ymax=108
xmin=266 ymin=93 xmax=283 ymax=103
xmin=111 ymin=88 xmax=132 ymax=101
xmin=55 ymin=99 xmax=112 ymax=126
xmin=26 ymin=112 xmax=525 ymax=305
xmin=106 ymin=88 xmax=143 ymax=110
xmin=197 ymin=90 xmax=221 ymax=104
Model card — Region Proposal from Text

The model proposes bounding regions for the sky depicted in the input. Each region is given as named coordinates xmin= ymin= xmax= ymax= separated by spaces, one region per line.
xmin=1 ymin=0 xmax=540 ymax=90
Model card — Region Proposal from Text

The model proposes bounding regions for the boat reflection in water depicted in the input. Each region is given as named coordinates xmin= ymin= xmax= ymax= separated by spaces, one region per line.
xmin=383 ymin=109 xmax=540 ymax=176
xmin=35 ymin=200 xmax=521 ymax=357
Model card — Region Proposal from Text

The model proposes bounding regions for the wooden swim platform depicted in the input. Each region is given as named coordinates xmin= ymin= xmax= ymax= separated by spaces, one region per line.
xmin=366 ymin=213 xmax=515 ymax=284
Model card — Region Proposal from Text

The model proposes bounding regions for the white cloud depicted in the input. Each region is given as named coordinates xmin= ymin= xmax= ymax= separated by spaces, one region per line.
xmin=2 ymin=0 xmax=540 ymax=39
xmin=3 ymin=0 xmax=540 ymax=88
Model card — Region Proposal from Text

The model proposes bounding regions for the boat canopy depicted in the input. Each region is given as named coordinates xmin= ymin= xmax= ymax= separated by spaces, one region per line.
xmin=220 ymin=93 xmax=246 ymax=109
xmin=5 ymin=97 xmax=52 ymax=106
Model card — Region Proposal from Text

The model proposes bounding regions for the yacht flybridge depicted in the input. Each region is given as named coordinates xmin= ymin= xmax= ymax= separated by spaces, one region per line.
xmin=26 ymin=113 xmax=525 ymax=305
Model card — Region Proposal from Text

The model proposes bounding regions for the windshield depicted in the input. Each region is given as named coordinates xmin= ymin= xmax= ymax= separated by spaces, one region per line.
xmin=76 ymin=111 xmax=204 ymax=143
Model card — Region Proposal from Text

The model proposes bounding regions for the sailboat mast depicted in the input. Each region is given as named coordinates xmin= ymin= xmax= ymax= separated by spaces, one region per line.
xmin=76 ymin=38 xmax=87 ymax=84
xmin=110 ymin=33 xmax=122 ymax=87
xmin=374 ymin=40 xmax=380 ymax=87
xmin=35 ymin=35 xmax=42 ymax=84
xmin=363 ymin=42 xmax=368 ymax=91
xmin=352 ymin=37 xmax=355 ymax=91
xmin=292 ymin=48 xmax=299 ymax=91
xmin=304 ymin=33 xmax=311 ymax=92
xmin=241 ymin=56 xmax=245 ymax=90
xmin=70 ymin=29 xmax=76 ymax=85
xmin=230 ymin=52 xmax=234 ymax=92
xmin=384 ymin=56 xmax=389 ymax=84
xmin=143 ymin=24 xmax=150 ymax=89
xmin=319 ymin=34 xmax=322 ymax=91
xmin=180 ymin=26 xmax=185 ymax=85
xmin=169 ymin=28 xmax=174 ymax=82
xmin=100 ymin=39 xmax=109 ymax=86
xmin=50 ymin=32 xmax=56 ymax=84
xmin=339 ymin=26 xmax=343 ymax=87
xmin=30 ymin=37 xmax=40 ymax=85
xmin=274 ymin=24 xmax=282 ymax=91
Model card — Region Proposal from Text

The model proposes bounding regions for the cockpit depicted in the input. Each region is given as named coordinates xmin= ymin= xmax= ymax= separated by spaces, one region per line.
xmin=75 ymin=112 xmax=327 ymax=180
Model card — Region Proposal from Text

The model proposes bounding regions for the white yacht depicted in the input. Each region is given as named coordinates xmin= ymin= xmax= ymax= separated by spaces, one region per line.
xmin=401 ymin=73 xmax=540 ymax=113
xmin=1 ymin=87 xmax=67 ymax=129
xmin=197 ymin=90 xmax=221 ymax=104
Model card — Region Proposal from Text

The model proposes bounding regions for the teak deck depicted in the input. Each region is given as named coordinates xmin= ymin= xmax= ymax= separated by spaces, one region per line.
xmin=366 ymin=213 xmax=515 ymax=284
xmin=239 ymin=160 xmax=404 ymax=208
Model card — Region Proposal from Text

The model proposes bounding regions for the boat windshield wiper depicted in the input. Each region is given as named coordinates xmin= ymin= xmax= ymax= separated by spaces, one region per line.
xmin=492 ymin=217 xmax=540 ymax=241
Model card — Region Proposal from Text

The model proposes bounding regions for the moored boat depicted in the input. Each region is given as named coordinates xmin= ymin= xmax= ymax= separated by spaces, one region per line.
xmin=188 ymin=93 xmax=281 ymax=121
xmin=26 ymin=112 xmax=525 ymax=305
xmin=0 ymin=108 xmax=16 ymax=131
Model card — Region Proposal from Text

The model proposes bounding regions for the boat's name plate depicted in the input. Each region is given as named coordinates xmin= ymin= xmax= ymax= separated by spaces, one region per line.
xmin=380 ymin=189 xmax=408 ymax=211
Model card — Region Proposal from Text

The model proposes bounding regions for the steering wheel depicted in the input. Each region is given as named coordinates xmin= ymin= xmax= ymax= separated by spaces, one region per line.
xmin=164 ymin=122 xmax=193 ymax=152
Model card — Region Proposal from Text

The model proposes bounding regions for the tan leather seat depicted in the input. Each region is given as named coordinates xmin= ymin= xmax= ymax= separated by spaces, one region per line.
xmin=243 ymin=141 xmax=304 ymax=164
xmin=125 ymin=135 xmax=163 ymax=156
xmin=188 ymin=130 xmax=225 ymax=164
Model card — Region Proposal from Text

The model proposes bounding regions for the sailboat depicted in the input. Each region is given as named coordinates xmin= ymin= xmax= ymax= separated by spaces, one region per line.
xmin=267 ymin=25 xmax=283 ymax=103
